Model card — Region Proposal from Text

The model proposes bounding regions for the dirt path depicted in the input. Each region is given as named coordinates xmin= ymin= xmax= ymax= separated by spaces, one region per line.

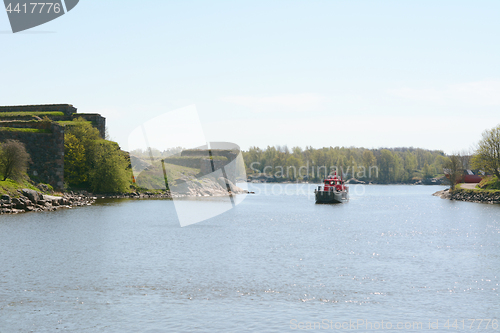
xmin=460 ymin=183 xmax=480 ymax=189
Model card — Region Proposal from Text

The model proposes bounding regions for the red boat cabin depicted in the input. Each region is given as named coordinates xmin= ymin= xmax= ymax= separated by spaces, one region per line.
xmin=323 ymin=175 xmax=343 ymax=192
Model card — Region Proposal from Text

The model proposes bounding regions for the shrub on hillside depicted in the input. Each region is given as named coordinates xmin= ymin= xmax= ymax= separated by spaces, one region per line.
xmin=478 ymin=176 xmax=500 ymax=190
xmin=64 ymin=118 xmax=131 ymax=193
xmin=0 ymin=139 xmax=30 ymax=181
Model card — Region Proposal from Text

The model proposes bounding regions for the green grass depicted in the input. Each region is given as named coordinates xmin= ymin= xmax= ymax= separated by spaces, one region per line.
xmin=0 ymin=178 xmax=54 ymax=198
xmin=478 ymin=176 xmax=500 ymax=190
xmin=164 ymin=162 xmax=200 ymax=179
xmin=0 ymin=127 xmax=51 ymax=133
xmin=134 ymin=161 xmax=200 ymax=190
xmin=0 ymin=111 xmax=65 ymax=117
xmin=57 ymin=120 xmax=92 ymax=125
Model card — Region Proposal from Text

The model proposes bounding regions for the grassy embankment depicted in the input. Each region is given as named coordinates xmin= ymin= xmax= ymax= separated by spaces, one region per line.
xmin=0 ymin=179 xmax=55 ymax=198
xmin=132 ymin=155 xmax=228 ymax=190
xmin=133 ymin=159 xmax=200 ymax=190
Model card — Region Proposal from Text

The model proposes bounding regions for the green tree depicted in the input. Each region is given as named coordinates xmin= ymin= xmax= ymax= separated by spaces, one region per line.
xmin=244 ymin=146 xmax=263 ymax=173
xmin=285 ymin=155 xmax=300 ymax=180
xmin=444 ymin=154 xmax=462 ymax=190
xmin=362 ymin=150 xmax=377 ymax=180
xmin=393 ymin=152 xmax=404 ymax=182
xmin=404 ymin=151 xmax=417 ymax=182
xmin=64 ymin=118 xmax=100 ymax=188
xmin=432 ymin=155 xmax=448 ymax=177
xmin=378 ymin=149 xmax=394 ymax=183
xmin=241 ymin=145 xmax=449 ymax=184
xmin=335 ymin=155 xmax=346 ymax=179
xmin=66 ymin=118 xmax=101 ymax=143
xmin=64 ymin=133 xmax=87 ymax=185
xmin=0 ymin=139 xmax=30 ymax=181
xmin=89 ymin=140 xmax=131 ymax=193
xmin=64 ymin=118 xmax=131 ymax=192
xmin=422 ymin=163 xmax=434 ymax=179
xmin=472 ymin=124 xmax=500 ymax=179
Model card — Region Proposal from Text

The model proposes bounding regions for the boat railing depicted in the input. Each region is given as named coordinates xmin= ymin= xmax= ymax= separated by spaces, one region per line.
xmin=317 ymin=185 xmax=348 ymax=192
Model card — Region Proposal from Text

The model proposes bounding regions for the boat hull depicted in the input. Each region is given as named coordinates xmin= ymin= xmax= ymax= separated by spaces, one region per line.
xmin=315 ymin=190 xmax=348 ymax=204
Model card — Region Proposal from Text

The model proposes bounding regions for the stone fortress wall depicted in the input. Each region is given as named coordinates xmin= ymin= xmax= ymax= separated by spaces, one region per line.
xmin=0 ymin=104 xmax=106 ymax=138
xmin=0 ymin=104 xmax=106 ymax=190
xmin=0 ymin=104 xmax=77 ymax=115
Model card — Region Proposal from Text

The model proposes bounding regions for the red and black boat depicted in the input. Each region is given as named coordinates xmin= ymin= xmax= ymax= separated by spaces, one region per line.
xmin=314 ymin=173 xmax=349 ymax=204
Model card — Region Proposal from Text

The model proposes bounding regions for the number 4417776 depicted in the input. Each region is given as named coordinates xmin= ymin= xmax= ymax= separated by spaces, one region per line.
xmin=443 ymin=319 xmax=498 ymax=330
xmin=5 ymin=3 xmax=62 ymax=14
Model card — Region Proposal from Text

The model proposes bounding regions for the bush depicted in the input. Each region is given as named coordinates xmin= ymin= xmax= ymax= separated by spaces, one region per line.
xmin=0 ymin=139 xmax=30 ymax=181
xmin=89 ymin=141 xmax=131 ymax=193
xmin=478 ymin=176 xmax=500 ymax=190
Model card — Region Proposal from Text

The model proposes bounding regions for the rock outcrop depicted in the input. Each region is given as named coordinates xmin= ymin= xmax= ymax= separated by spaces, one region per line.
xmin=346 ymin=178 xmax=366 ymax=184
xmin=422 ymin=178 xmax=444 ymax=185
xmin=433 ymin=188 xmax=500 ymax=204
xmin=171 ymin=176 xmax=246 ymax=197
xmin=432 ymin=189 xmax=451 ymax=199
xmin=0 ymin=190 xmax=96 ymax=214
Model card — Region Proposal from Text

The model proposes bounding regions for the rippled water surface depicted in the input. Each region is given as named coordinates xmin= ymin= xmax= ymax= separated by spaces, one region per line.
xmin=1 ymin=184 xmax=499 ymax=332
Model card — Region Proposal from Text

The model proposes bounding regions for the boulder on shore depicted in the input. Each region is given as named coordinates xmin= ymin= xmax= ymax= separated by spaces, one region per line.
xmin=432 ymin=189 xmax=451 ymax=199
xmin=346 ymin=178 xmax=366 ymax=184
xmin=1 ymin=194 xmax=11 ymax=203
xmin=21 ymin=188 xmax=40 ymax=203
xmin=1 ymin=189 xmax=96 ymax=214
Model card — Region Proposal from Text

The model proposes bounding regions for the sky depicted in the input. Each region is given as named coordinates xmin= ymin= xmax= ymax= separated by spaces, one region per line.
xmin=1 ymin=0 xmax=499 ymax=154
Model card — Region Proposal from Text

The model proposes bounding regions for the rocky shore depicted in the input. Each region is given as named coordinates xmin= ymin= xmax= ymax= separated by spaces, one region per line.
xmin=1 ymin=177 xmax=249 ymax=214
xmin=433 ymin=188 xmax=500 ymax=204
xmin=96 ymin=191 xmax=172 ymax=199
xmin=98 ymin=176 xmax=247 ymax=199
xmin=171 ymin=176 xmax=247 ymax=197
xmin=1 ymin=188 xmax=96 ymax=214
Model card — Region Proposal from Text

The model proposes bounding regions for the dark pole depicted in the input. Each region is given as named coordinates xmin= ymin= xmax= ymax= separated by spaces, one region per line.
xmin=161 ymin=159 xmax=169 ymax=190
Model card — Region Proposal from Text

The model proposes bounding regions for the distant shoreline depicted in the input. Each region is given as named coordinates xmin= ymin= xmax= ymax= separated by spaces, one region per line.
xmin=247 ymin=178 xmax=447 ymax=186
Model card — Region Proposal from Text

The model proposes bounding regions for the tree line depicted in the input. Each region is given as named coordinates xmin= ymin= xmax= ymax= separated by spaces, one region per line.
xmin=243 ymin=145 xmax=449 ymax=183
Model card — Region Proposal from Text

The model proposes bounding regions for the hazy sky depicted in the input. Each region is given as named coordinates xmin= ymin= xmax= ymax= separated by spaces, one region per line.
xmin=1 ymin=1 xmax=499 ymax=153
